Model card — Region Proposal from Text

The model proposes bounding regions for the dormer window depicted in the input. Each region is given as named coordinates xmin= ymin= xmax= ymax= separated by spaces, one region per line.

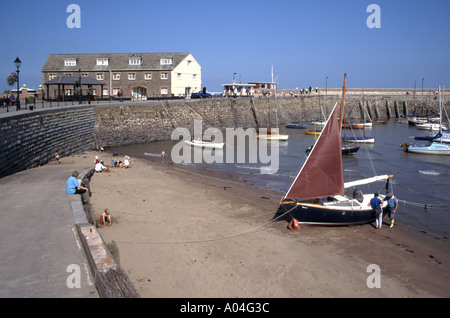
xmin=64 ymin=58 xmax=77 ymax=66
xmin=160 ymin=58 xmax=173 ymax=65
xmin=129 ymin=57 xmax=142 ymax=65
xmin=96 ymin=58 xmax=109 ymax=66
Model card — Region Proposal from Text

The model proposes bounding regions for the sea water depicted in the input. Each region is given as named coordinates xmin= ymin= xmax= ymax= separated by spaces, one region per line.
xmin=112 ymin=120 xmax=450 ymax=238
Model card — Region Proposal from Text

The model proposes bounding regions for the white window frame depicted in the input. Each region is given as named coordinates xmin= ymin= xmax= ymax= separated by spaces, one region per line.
xmin=160 ymin=58 xmax=173 ymax=65
xmin=129 ymin=58 xmax=142 ymax=65
xmin=113 ymin=73 xmax=121 ymax=80
xmin=96 ymin=73 xmax=104 ymax=81
xmin=161 ymin=72 xmax=168 ymax=80
xmin=64 ymin=59 xmax=77 ymax=66
xmin=144 ymin=73 xmax=152 ymax=80
xmin=128 ymin=73 xmax=136 ymax=81
xmin=161 ymin=87 xmax=168 ymax=95
xmin=96 ymin=58 xmax=109 ymax=66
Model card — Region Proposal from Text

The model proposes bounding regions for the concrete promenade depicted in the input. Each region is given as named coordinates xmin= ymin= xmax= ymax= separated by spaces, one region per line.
xmin=0 ymin=156 xmax=98 ymax=297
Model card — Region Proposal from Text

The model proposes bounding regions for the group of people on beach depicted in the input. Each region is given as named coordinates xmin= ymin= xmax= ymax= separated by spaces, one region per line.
xmin=93 ymin=152 xmax=131 ymax=172
xmin=353 ymin=189 xmax=398 ymax=229
xmin=64 ymin=150 xmax=134 ymax=230
xmin=369 ymin=191 xmax=398 ymax=229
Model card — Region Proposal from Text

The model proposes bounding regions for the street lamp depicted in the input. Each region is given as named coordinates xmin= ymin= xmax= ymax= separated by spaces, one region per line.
xmin=326 ymin=76 xmax=328 ymax=95
xmin=14 ymin=57 xmax=21 ymax=110
xmin=78 ymin=69 xmax=82 ymax=104
xmin=422 ymin=78 xmax=424 ymax=96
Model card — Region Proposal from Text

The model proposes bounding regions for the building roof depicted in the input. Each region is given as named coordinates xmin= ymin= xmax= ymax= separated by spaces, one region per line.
xmin=42 ymin=53 xmax=191 ymax=72
xmin=44 ymin=76 xmax=105 ymax=85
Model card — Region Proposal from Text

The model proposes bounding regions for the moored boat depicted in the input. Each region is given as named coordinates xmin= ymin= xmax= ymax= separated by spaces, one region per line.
xmin=279 ymin=74 xmax=393 ymax=226
xmin=286 ymin=123 xmax=308 ymax=129
xmin=344 ymin=136 xmax=375 ymax=143
xmin=184 ymin=139 xmax=224 ymax=149
xmin=401 ymin=142 xmax=450 ymax=155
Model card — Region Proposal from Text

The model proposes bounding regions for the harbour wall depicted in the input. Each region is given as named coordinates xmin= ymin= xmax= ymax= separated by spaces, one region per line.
xmin=95 ymin=94 xmax=445 ymax=147
xmin=0 ymin=93 xmax=446 ymax=178
xmin=0 ymin=106 xmax=96 ymax=178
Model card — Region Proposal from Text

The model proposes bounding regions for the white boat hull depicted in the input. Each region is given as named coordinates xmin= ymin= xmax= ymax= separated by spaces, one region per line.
xmin=184 ymin=140 xmax=224 ymax=149
xmin=406 ymin=142 xmax=450 ymax=155
xmin=257 ymin=134 xmax=289 ymax=141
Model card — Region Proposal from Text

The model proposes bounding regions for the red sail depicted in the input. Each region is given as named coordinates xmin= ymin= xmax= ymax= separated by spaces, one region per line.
xmin=285 ymin=102 xmax=344 ymax=200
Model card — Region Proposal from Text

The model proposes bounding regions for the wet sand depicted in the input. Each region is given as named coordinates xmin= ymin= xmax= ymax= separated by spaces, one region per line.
xmin=80 ymin=151 xmax=450 ymax=298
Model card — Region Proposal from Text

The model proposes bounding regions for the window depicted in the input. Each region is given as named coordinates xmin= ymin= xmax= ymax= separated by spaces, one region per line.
xmin=113 ymin=73 xmax=121 ymax=80
xmin=49 ymin=74 xmax=56 ymax=81
xmin=129 ymin=57 xmax=142 ymax=65
xmin=65 ymin=89 xmax=73 ymax=96
xmin=161 ymin=72 xmax=168 ymax=80
xmin=161 ymin=87 xmax=168 ymax=95
xmin=193 ymin=74 xmax=197 ymax=80
xmin=144 ymin=73 xmax=152 ymax=80
xmin=96 ymin=73 xmax=104 ymax=81
xmin=113 ymin=88 xmax=119 ymax=96
xmin=160 ymin=58 xmax=173 ymax=65
xmin=96 ymin=58 xmax=109 ymax=66
xmin=64 ymin=59 xmax=77 ymax=66
xmin=128 ymin=73 xmax=136 ymax=80
xmin=177 ymin=73 xmax=181 ymax=79
xmin=187 ymin=60 xmax=192 ymax=66
xmin=103 ymin=88 xmax=109 ymax=96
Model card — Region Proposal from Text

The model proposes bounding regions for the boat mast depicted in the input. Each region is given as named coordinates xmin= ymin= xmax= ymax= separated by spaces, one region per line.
xmin=339 ymin=74 xmax=348 ymax=147
xmin=439 ymin=85 xmax=442 ymax=139
xmin=339 ymin=73 xmax=347 ymax=128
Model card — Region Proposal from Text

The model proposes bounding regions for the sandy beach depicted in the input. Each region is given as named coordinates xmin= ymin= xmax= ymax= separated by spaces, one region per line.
xmin=77 ymin=150 xmax=450 ymax=298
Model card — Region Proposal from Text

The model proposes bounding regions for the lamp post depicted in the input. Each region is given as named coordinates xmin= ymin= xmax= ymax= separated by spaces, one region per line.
xmin=14 ymin=57 xmax=21 ymax=110
xmin=422 ymin=78 xmax=424 ymax=96
xmin=326 ymin=76 xmax=328 ymax=95
xmin=78 ymin=69 xmax=82 ymax=104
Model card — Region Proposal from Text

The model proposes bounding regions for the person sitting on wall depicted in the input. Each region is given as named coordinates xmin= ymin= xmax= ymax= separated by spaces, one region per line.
xmin=65 ymin=171 xmax=88 ymax=195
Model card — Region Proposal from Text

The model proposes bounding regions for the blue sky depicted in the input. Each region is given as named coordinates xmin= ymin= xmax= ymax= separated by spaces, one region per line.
xmin=1 ymin=0 xmax=449 ymax=92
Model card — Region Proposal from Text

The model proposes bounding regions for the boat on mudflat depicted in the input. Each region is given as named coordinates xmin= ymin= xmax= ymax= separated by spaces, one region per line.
xmin=184 ymin=139 xmax=224 ymax=149
xmin=279 ymin=74 xmax=393 ymax=226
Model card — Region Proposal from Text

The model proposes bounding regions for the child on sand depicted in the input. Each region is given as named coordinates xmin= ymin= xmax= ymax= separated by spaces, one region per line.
xmin=99 ymin=209 xmax=112 ymax=227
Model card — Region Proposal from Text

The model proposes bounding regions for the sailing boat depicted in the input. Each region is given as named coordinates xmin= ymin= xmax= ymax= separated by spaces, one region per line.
xmin=402 ymin=85 xmax=450 ymax=155
xmin=257 ymin=86 xmax=288 ymax=141
xmin=339 ymin=75 xmax=360 ymax=155
xmin=280 ymin=74 xmax=393 ymax=226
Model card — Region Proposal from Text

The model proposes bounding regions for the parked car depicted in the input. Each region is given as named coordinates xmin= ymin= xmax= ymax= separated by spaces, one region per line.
xmin=191 ymin=91 xmax=212 ymax=98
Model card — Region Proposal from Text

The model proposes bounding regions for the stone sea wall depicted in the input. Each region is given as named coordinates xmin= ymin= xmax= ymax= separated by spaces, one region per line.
xmin=0 ymin=106 xmax=96 ymax=178
xmin=94 ymin=94 xmax=444 ymax=148
xmin=0 ymin=93 xmax=445 ymax=178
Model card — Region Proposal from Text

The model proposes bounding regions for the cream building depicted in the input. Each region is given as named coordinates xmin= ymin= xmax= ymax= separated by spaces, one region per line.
xmin=42 ymin=52 xmax=202 ymax=100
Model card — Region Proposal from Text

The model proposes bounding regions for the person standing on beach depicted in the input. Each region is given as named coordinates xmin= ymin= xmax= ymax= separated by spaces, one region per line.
xmin=370 ymin=193 xmax=383 ymax=229
xmin=383 ymin=193 xmax=398 ymax=228
xmin=55 ymin=152 xmax=60 ymax=164
xmin=124 ymin=155 xmax=130 ymax=168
